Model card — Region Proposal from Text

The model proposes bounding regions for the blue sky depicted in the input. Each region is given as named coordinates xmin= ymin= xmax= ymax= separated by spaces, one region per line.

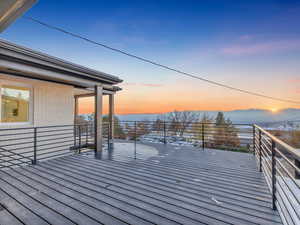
xmin=1 ymin=0 xmax=300 ymax=113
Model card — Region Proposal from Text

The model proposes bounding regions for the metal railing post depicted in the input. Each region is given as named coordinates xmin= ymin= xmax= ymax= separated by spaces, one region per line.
xmin=73 ymin=124 xmax=76 ymax=148
xmin=33 ymin=127 xmax=37 ymax=165
xmin=271 ymin=140 xmax=277 ymax=210
xmin=253 ymin=125 xmax=255 ymax=155
xmin=107 ymin=123 xmax=110 ymax=149
xmin=78 ymin=125 xmax=81 ymax=154
xmin=86 ymin=124 xmax=88 ymax=146
xmin=202 ymin=123 xmax=205 ymax=151
xmin=134 ymin=121 xmax=137 ymax=160
xmin=163 ymin=121 xmax=167 ymax=145
xmin=259 ymin=130 xmax=262 ymax=172
xmin=295 ymin=159 xmax=300 ymax=179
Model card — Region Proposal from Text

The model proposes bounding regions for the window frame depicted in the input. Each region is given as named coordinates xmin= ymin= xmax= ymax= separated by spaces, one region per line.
xmin=0 ymin=80 xmax=33 ymax=126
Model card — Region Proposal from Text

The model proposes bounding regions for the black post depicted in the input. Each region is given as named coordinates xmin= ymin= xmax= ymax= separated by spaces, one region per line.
xmin=202 ymin=123 xmax=205 ymax=151
xmin=107 ymin=123 xmax=110 ymax=149
xmin=163 ymin=121 xmax=167 ymax=145
xmin=271 ymin=140 xmax=277 ymax=210
xmin=134 ymin=121 xmax=137 ymax=160
xmin=33 ymin=127 xmax=37 ymax=165
xmin=295 ymin=159 xmax=300 ymax=179
xmin=73 ymin=124 xmax=76 ymax=148
xmin=253 ymin=125 xmax=256 ymax=155
xmin=78 ymin=125 xmax=81 ymax=154
xmin=259 ymin=130 xmax=262 ymax=172
xmin=86 ymin=124 xmax=88 ymax=146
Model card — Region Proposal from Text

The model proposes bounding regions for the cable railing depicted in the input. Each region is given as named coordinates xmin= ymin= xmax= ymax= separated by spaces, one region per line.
xmin=0 ymin=120 xmax=299 ymax=224
xmin=254 ymin=125 xmax=300 ymax=225
xmin=113 ymin=121 xmax=253 ymax=153
xmin=0 ymin=123 xmax=110 ymax=169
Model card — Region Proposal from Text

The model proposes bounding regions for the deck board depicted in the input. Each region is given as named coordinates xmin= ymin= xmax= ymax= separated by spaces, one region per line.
xmin=0 ymin=143 xmax=283 ymax=225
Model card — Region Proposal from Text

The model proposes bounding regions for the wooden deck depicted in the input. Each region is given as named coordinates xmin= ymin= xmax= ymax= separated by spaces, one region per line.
xmin=0 ymin=143 xmax=283 ymax=225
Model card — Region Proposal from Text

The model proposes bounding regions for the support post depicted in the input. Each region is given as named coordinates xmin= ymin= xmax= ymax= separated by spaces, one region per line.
xmin=108 ymin=94 xmax=115 ymax=149
xmin=74 ymin=96 xmax=79 ymax=148
xmin=94 ymin=85 xmax=103 ymax=158
xmin=74 ymin=96 xmax=79 ymax=123
xmin=259 ymin=130 xmax=262 ymax=172
xmin=271 ymin=140 xmax=277 ymax=210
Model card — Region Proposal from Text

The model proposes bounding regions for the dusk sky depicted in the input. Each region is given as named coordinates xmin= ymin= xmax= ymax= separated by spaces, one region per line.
xmin=2 ymin=0 xmax=300 ymax=114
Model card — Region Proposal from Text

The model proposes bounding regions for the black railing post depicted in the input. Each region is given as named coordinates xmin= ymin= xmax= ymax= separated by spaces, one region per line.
xmin=253 ymin=125 xmax=255 ymax=155
xmin=107 ymin=123 xmax=110 ymax=149
xmin=78 ymin=125 xmax=81 ymax=154
xmin=86 ymin=124 xmax=88 ymax=146
xmin=73 ymin=124 xmax=76 ymax=148
xmin=271 ymin=140 xmax=277 ymax=210
xmin=163 ymin=121 xmax=167 ymax=145
xmin=202 ymin=123 xmax=205 ymax=151
xmin=33 ymin=127 xmax=37 ymax=165
xmin=134 ymin=121 xmax=137 ymax=160
xmin=295 ymin=159 xmax=300 ymax=179
xmin=259 ymin=130 xmax=262 ymax=172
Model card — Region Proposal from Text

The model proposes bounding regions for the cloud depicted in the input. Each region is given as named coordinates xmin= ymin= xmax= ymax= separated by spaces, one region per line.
xmin=239 ymin=35 xmax=253 ymax=40
xmin=141 ymin=83 xmax=163 ymax=87
xmin=221 ymin=39 xmax=300 ymax=55
xmin=121 ymin=82 xmax=163 ymax=87
xmin=287 ymin=79 xmax=300 ymax=83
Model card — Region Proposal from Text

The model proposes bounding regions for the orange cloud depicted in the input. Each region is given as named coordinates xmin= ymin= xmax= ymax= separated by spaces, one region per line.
xmin=287 ymin=78 xmax=300 ymax=83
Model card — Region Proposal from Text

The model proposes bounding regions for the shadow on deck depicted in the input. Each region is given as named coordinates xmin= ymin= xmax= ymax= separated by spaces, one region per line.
xmin=0 ymin=143 xmax=282 ymax=225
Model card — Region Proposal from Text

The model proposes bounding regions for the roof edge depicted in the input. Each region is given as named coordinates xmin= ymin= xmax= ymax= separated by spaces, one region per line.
xmin=0 ymin=39 xmax=123 ymax=84
xmin=0 ymin=0 xmax=37 ymax=32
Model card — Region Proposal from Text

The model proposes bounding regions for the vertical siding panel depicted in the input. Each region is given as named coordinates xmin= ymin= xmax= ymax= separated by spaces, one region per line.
xmin=0 ymin=75 xmax=76 ymax=166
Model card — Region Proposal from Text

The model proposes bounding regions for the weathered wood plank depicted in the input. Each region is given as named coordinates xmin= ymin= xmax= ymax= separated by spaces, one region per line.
xmin=0 ymin=143 xmax=283 ymax=225
xmin=42 ymin=158 xmax=282 ymax=225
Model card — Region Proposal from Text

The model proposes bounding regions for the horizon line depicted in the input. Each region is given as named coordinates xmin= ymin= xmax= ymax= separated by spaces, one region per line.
xmin=79 ymin=107 xmax=300 ymax=115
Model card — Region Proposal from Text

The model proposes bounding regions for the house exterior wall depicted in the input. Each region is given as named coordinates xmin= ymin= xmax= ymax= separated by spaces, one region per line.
xmin=0 ymin=73 xmax=74 ymax=128
xmin=0 ymin=74 xmax=76 ymax=166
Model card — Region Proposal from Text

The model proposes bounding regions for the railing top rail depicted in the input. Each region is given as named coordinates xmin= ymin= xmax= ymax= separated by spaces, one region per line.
xmin=117 ymin=120 xmax=253 ymax=126
xmin=0 ymin=123 xmax=93 ymax=132
xmin=254 ymin=124 xmax=300 ymax=160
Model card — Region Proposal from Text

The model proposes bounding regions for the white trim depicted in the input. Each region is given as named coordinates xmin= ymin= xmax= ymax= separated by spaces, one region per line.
xmin=0 ymin=79 xmax=33 ymax=125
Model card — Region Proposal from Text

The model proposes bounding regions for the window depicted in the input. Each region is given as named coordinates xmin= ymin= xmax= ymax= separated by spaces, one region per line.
xmin=0 ymin=85 xmax=31 ymax=123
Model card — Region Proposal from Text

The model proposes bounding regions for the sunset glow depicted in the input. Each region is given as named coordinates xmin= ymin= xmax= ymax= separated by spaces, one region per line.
xmin=5 ymin=1 xmax=300 ymax=115
xmin=270 ymin=108 xmax=278 ymax=113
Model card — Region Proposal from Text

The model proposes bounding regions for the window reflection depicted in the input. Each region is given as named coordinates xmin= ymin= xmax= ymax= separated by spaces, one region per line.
xmin=1 ymin=85 xmax=30 ymax=122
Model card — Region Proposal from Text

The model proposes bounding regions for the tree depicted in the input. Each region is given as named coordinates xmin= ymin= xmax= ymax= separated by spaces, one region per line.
xmin=152 ymin=118 xmax=164 ymax=132
xmin=192 ymin=114 xmax=214 ymax=140
xmin=213 ymin=112 xmax=240 ymax=148
xmin=167 ymin=110 xmax=199 ymax=136
xmin=215 ymin=112 xmax=226 ymax=126
xmin=224 ymin=118 xmax=240 ymax=147
xmin=102 ymin=115 xmax=125 ymax=139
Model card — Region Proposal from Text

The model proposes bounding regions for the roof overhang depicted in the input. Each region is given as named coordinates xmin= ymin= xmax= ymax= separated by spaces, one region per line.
xmin=0 ymin=39 xmax=123 ymax=91
xmin=0 ymin=0 xmax=37 ymax=32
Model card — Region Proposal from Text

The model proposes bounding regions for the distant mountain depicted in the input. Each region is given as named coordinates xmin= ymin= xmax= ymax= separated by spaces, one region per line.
xmin=115 ymin=108 xmax=300 ymax=124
